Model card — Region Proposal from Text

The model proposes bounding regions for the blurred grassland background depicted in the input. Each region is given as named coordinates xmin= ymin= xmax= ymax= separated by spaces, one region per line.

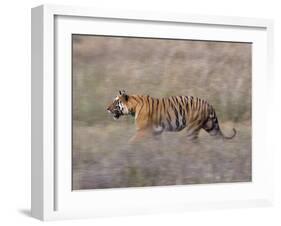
xmin=72 ymin=35 xmax=252 ymax=190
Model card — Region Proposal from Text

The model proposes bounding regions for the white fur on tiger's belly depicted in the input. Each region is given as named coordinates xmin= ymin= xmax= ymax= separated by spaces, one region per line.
xmin=153 ymin=125 xmax=164 ymax=133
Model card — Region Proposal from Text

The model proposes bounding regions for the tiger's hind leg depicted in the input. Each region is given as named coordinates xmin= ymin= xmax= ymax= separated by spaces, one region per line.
xmin=203 ymin=116 xmax=236 ymax=139
xmin=202 ymin=117 xmax=221 ymax=137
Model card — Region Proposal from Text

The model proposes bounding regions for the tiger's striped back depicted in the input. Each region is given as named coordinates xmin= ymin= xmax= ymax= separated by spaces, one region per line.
xmin=142 ymin=96 xmax=210 ymax=133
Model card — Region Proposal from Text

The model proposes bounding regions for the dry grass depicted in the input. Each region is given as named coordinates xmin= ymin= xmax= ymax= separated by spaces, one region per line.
xmin=73 ymin=120 xmax=251 ymax=190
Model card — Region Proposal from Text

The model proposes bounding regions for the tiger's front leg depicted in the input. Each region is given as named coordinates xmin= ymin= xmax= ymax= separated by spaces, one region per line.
xmin=129 ymin=128 xmax=153 ymax=144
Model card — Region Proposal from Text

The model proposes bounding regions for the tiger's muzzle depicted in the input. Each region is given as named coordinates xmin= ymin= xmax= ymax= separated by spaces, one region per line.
xmin=107 ymin=106 xmax=123 ymax=120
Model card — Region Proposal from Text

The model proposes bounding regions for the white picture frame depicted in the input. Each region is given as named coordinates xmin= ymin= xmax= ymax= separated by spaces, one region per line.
xmin=31 ymin=4 xmax=274 ymax=221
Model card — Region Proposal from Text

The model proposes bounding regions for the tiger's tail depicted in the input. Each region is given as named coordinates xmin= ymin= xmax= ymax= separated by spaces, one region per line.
xmin=219 ymin=128 xmax=237 ymax=139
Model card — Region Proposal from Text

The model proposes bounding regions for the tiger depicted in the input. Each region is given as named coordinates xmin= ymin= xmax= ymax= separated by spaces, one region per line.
xmin=106 ymin=90 xmax=236 ymax=143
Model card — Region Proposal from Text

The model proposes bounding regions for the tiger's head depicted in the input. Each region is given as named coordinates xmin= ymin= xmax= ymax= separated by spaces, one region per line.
xmin=107 ymin=90 xmax=130 ymax=120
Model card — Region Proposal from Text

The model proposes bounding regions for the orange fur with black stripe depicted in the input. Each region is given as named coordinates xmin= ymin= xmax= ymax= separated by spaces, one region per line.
xmin=107 ymin=90 xmax=236 ymax=142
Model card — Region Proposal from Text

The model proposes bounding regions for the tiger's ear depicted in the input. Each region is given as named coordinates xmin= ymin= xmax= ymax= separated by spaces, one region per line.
xmin=119 ymin=90 xmax=126 ymax=95
xmin=124 ymin=94 xmax=129 ymax=101
xmin=119 ymin=90 xmax=128 ymax=100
